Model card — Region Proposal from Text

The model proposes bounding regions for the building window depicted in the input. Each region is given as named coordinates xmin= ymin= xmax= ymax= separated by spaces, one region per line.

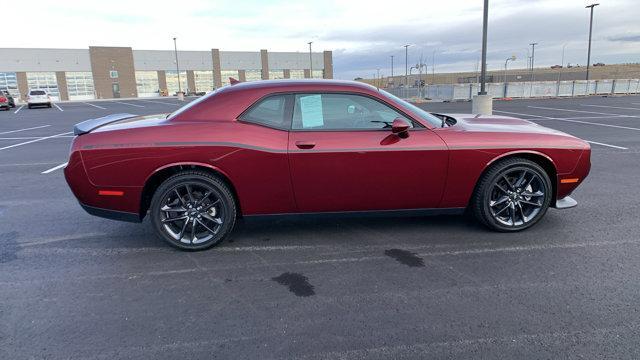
xmin=312 ymin=70 xmax=324 ymax=79
xmin=221 ymin=70 xmax=239 ymax=86
xmin=244 ymin=69 xmax=262 ymax=82
xmin=194 ymin=71 xmax=214 ymax=92
xmin=0 ymin=72 xmax=19 ymax=98
xmin=136 ymin=71 xmax=159 ymax=97
xmin=165 ymin=70 xmax=187 ymax=95
xmin=268 ymin=70 xmax=285 ymax=80
xmin=109 ymin=70 xmax=119 ymax=79
xmin=66 ymin=72 xmax=95 ymax=100
xmin=26 ymin=72 xmax=59 ymax=99
xmin=289 ymin=70 xmax=305 ymax=79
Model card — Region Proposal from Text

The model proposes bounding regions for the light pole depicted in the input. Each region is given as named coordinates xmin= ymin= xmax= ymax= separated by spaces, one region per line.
xmin=390 ymin=55 xmax=394 ymax=86
xmin=308 ymin=41 xmax=313 ymax=78
xmin=479 ymin=0 xmax=489 ymax=95
xmin=585 ymin=3 xmax=599 ymax=80
xmin=558 ymin=43 xmax=567 ymax=82
xmin=503 ymin=55 xmax=516 ymax=83
xmin=173 ymin=37 xmax=182 ymax=96
xmin=529 ymin=42 xmax=538 ymax=81
xmin=403 ymin=44 xmax=411 ymax=88
xmin=503 ymin=55 xmax=516 ymax=97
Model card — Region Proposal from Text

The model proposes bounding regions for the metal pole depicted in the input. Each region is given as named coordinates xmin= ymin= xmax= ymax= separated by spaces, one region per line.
xmin=558 ymin=44 xmax=566 ymax=82
xmin=308 ymin=41 xmax=313 ymax=78
xmin=479 ymin=0 xmax=489 ymax=95
xmin=529 ymin=42 xmax=538 ymax=81
xmin=173 ymin=37 xmax=181 ymax=93
xmin=404 ymin=44 xmax=410 ymax=88
xmin=390 ymin=55 xmax=394 ymax=85
xmin=585 ymin=4 xmax=599 ymax=80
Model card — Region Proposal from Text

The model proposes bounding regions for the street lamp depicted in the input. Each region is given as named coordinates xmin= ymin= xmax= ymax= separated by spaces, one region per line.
xmin=585 ymin=3 xmax=599 ymax=80
xmin=173 ymin=37 xmax=182 ymax=97
xmin=503 ymin=55 xmax=516 ymax=83
xmin=478 ymin=0 xmax=489 ymax=95
xmin=390 ymin=55 xmax=394 ymax=85
xmin=403 ymin=44 xmax=411 ymax=88
xmin=529 ymin=42 xmax=538 ymax=81
xmin=308 ymin=41 xmax=313 ymax=78
xmin=558 ymin=43 xmax=567 ymax=82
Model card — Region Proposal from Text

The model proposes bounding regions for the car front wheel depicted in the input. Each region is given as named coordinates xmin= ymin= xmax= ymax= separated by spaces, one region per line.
xmin=149 ymin=170 xmax=237 ymax=250
xmin=472 ymin=158 xmax=552 ymax=232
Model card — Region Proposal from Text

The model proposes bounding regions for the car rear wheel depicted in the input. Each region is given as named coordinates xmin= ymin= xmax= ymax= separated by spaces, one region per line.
xmin=472 ymin=158 xmax=552 ymax=232
xmin=149 ymin=170 xmax=237 ymax=250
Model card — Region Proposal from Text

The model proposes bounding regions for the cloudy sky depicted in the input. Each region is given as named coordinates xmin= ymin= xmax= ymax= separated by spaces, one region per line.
xmin=6 ymin=0 xmax=639 ymax=79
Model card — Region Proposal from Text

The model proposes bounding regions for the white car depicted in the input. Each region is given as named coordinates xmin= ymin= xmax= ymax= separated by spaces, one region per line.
xmin=27 ymin=89 xmax=52 ymax=109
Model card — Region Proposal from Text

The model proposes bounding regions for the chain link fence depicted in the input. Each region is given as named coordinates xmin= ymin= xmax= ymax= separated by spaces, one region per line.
xmin=386 ymin=79 xmax=640 ymax=101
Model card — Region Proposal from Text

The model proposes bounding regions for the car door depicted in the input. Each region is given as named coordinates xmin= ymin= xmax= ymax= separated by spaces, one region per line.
xmin=287 ymin=92 xmax=449 ymax=213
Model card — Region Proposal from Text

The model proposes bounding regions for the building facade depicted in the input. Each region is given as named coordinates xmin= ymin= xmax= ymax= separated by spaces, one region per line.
xmin=0 ymin=46 xmax=333 ymax=101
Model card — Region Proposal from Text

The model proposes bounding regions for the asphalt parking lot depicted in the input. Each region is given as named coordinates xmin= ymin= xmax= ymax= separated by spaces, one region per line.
xmin=1 ymin=94 xmax=640 ymax=359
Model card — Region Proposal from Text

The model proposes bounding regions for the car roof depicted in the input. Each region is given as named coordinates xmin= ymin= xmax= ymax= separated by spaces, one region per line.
xmin=217 ymin=79 xmax=378 ymax=93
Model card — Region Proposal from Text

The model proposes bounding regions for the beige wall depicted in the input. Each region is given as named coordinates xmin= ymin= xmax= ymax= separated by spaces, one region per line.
xmin=16 ymin=72 xmax=28 ymax=101
xmin=186 ymin=70 xmax=196 ymax=92
xmin=55 ymin=72 xmax=69 ymax=101
xmin=89 ymin=46 xmax=137 ymax=99
xmin=323 ymin=51 xmax=333 ymax=79
xmin=157 ymin=70 xmax=167 ymax=92
xmin=260 ymin=50 xmax=269 ymax=80
xmin=211 ymin=49 xmax=222 ymax=88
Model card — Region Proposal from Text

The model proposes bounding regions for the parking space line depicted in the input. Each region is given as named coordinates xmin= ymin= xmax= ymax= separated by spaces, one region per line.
xmin=495 ymin=110 xmax=640 ymax=131
xmin=585 ymin=141 xmax=628 ymax=150
xmin=14 ymin=105 xmax=24 ymax=114
xmin=53 ymin=103 xmax=64 ymax=112
xmin=581 ymin=104 xmax=640 ymax=111
xmin=113 ymin=101 xmax=145 ymax=108
xmin=41 ymin=162 xmax=68 ymax=174
xmin=137 ymin=99 xmax=181 ymax=106
xmin=0 ymin=131 xmax=73 ymax=151
xmin=0 ymin=125 xmax=51 ymax=135
xmin=0 ymin=135 xmax=74 ymax=140
xmin=83 ymin=102 xmax=107 ymax=110
xmin=528 ymin=105 xmax=639 ymax=118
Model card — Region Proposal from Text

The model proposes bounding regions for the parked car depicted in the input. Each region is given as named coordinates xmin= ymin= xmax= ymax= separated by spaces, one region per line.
xmin=65 ymin=80 xmax=591 ymax=250
xmin=550 ymin=65 xmax=562 ymax=69
xmin=593 ymin=62 xmax=605 ymax=67
xmin=26 ymin=89 xmax=52 ymax=109
xmin=1 ymin=91 xmax=16 ymax=108
xmin=0 ymin=92 xmax=13 ymax=110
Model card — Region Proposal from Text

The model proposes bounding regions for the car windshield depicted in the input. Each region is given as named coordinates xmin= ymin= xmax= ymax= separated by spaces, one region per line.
xmin=379 ymin=89 xmax=444 ymax=127
xmin=30 ymin=90 xmax=46 ymax=95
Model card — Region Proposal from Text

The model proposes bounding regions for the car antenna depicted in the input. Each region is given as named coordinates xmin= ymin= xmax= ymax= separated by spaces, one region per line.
xmin=229 ymin=77 xmax=240 ymax=85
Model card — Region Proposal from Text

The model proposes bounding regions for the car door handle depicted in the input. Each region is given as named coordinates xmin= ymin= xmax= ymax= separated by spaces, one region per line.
xmin=295 ymin=141 xmax=316 ymax=149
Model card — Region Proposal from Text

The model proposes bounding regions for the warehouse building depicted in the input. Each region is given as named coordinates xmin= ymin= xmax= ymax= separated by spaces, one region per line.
xmin=0 ymin=46 xmax=333 ymax=101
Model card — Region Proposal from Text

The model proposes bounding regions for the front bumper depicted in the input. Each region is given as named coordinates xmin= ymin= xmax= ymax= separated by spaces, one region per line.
xmin=553 ymin=196 xmax=578 ymax=209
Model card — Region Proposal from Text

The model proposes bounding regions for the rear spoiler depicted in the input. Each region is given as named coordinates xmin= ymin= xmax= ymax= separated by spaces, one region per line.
xmin=73 ymin=113 xmax=136 ymax=135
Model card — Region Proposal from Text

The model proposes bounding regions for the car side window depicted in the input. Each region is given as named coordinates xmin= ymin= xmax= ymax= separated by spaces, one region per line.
xmin=292 ymin=93 xmax=412 ymax=130
xmin=239 ymin=94 xmax=290 ymax=129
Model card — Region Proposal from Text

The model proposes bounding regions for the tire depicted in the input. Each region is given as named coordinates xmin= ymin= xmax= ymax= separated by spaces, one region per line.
xmin=472 ymin=158 xmax=552 ymax=232
xmin=27 ymin=104 xmax=32 ymax=109
xmin=149 ymin=170 xmax=237 ymax=250
xmin=48 ymin=103 xmax=52 ymax=108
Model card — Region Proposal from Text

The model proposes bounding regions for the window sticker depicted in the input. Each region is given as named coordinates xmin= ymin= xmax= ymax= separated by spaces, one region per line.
xmin=299 ymin=95 xmax=324 ymax=128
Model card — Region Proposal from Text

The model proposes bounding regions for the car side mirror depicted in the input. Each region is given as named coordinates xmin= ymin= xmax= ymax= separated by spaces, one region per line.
xmin=391 ymin=118 xmax=410 ymax=135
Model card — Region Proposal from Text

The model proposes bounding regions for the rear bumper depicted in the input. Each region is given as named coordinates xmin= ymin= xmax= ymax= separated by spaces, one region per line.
xmin=80 ymin=203 xmax=141 ymax=223
xmin=553 ymin=196 xmax=578 ymax=209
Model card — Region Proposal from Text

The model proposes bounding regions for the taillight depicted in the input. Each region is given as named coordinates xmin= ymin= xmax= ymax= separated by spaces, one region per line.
xmin=0 ymin=96 xmax=6 ymax=102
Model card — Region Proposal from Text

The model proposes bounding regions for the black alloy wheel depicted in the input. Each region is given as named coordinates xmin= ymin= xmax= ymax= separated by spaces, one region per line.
xmin=473 ymin=158 xmax=552 ymax=232
xmin=150 ymin=171 xmax=237 ymax=250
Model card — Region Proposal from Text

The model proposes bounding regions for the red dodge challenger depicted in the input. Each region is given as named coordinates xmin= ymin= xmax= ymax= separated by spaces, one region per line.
xmin=64 ymin=80 xmax=591 ymax=250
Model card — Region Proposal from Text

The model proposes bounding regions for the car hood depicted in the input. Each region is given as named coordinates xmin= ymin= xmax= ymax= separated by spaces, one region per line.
xmin=442 ymin=113 xmax=569 ymax=136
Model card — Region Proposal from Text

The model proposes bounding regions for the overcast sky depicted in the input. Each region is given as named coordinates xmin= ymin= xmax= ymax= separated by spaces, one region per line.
xmin=6 ymin=0 xmax=639 ymax=79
